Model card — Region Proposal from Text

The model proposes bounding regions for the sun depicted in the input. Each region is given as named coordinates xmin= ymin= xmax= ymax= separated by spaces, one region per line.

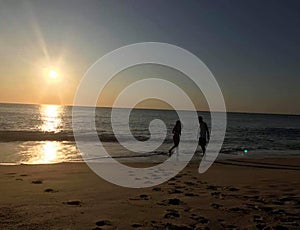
xmin=48 ymin=70 xmax=58 ymax=79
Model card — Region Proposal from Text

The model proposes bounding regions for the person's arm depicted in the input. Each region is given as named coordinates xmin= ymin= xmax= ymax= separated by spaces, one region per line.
xmin=206 ymin=123 xmax=210 ymax=142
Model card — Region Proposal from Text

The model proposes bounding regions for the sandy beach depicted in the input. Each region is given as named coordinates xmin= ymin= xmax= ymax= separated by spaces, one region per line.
xmin=0 ymin=157 xmax=299 ymax=230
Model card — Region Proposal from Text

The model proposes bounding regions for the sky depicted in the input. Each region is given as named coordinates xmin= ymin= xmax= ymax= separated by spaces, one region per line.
xmin=0 ymin=0 xmax=299 ymax=114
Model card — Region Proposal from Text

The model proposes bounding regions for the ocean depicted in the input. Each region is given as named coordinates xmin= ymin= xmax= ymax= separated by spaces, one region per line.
xmin=0 ymin=103 xmax=299 ymax=164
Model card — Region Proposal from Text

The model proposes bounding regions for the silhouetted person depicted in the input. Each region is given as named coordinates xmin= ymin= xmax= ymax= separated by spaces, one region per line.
xmin=168 ymin=120 xmax=181 ymax=156
xmin=198 ymin=116 xmax=210 ymax=156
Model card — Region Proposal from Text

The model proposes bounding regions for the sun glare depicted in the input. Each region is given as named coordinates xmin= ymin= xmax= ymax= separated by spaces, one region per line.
xmin=48 ymin=70 xmax=58 ymax=79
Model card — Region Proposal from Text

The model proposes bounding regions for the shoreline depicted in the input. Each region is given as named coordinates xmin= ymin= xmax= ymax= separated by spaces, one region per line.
xmin=1 ymin=152 xmax=300 ymax=166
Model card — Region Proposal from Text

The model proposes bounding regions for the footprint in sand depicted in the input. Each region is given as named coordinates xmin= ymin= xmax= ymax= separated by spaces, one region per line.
xmin=259 ymin=206 xmax=274 ymax=213
xmin=185 ymin=193 xmax=199 ymax=197
xmin=169 ymin=177 xmax=176 ymax=181
xmin=64 ymin=200 xmax=82 ymax=206
xmin=152 ymin=187 xmax=162 ymax=192
xmin=131 ymin=223 xmax=143 ymax=228
xmin=184 ymin=181 xmax=196 ymax=186
xmin=164 ymin=209 xmax=180 ymax=219
xmin=278 ymin=212 xmax=300 ymax=221
xmin=206 ymin=185 xmax=218 ymax=190
xmin=158 ymin=198 xmax=186 ymax=206
xmin=253 ymin=215 xmax=264 ymax=223
xmin=221 ymin=224 xmax=237 ymax=229
xmin=31 ymin=180 xmax=43 ymax=184
xmin=245 ymin=203 xmax=259 ymax=211
xmin=255 ymin=223 xmax=267 ymax=230
xmin=270 ymin=209 xmax=287 ymax=215
xmin=190 ymin=214 xmax=209 ymax=224
xmin=44 ymin=188 xmax=58 ymax=193
xmin=211 ymin=191 xmax=225 ymax=199
xmin=175 ymin=185 xmax=185 ymax=189
xmin=151 ymin=222 xmax=192 ymax=230
xmin=199 ymin=181 xmax=208 ymax=185
xmin=228 ymin=207 xmax=250 ymax=214
xmin=95 ymin=220 xmax=113 ymax=227
xmin=168 ymin=188 xmax=183 ymax=194
xmin=223 ymin=186 xmax=240 ymax=192
xmin=211 ymin=203 xmax=223 ymax=209
xmin=279 ymin=196 xmax=298 ymax=205
xmin=218 ymin=218 xmax=225 ymax=223
xmin=130 ymin=194 xmax=151 ymax=201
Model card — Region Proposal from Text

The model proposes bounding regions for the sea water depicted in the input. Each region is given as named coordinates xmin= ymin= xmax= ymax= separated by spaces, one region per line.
xmin=0 ymin=103 xmax=299 ymax=164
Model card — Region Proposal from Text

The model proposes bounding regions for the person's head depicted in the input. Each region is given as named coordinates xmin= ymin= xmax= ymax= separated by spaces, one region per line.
xmin=176 ymin=120 xmax=181 ymax=126
xmin=198 ymin=116 xmax=203 ymax=123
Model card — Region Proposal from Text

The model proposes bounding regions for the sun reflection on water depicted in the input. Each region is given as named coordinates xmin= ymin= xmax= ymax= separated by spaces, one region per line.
xmin=40 ymin=105 xmax=63 ymax=133
xmin=14 ymin=105 xmax=80 ymax=164
xmin=20 ymin=141 xmax=79 ymax=164
xmin=42 ymin=142 xmax=58 ymax=163
xmin=21 ymin=141 xmax=60 ymax=164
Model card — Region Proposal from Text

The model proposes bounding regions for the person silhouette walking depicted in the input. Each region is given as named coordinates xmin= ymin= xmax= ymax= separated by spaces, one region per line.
xmin=198 ymin=116 xmax=210 ymax=156
xmin=168 ymin=120 xmax=181 ymax=156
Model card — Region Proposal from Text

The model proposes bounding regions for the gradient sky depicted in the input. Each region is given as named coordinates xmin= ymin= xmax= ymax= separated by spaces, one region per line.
xmin=0 ymin=0 xmax=299 ymax=114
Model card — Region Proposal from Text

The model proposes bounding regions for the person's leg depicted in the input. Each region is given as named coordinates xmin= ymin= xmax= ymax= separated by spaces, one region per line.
xmin=169 ymin=135 xmax=179 ymax=156
xmin=169 ymin=145 xmax=176 ymax=154
xmin=169 ymin=144 xmax=178 ymax=156
xmin=200 ymin=144 xmax=206 ymax=156
xmin=199 ymin=138 xmax=206 ymax=156
xmin=175 ymin=145 xmax=179 ymax=161
xmin=201 ymin=145 xmax=206 ymax=155
xmin=169 ymin=141 xmax=179 ymax=156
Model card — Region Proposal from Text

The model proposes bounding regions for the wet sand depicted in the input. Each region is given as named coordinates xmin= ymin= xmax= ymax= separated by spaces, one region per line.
xmin=0 ymin=158 xmax=300 ymax=229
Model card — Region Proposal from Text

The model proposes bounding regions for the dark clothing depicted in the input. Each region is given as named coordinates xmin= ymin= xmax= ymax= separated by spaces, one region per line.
xmin=172 ymin=125 xmax=181 ymax=136
xmin=198 ymin=120 xmax=209 ymax=155
xmin=198 ymin=137 xmax=207 ymax=146
xmin=199 ymin=122 xmax=209 ymax=139
xmin=173 ymin=134 xmax=180 ymax=147
xmin=172 ymin=124 xmax=181 ymax=146
xmin=169 ymin=121 xmax=181 ymax=155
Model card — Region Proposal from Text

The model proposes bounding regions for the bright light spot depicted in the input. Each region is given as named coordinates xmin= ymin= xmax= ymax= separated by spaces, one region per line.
xmin=42 ymin=142 xmax=58 ymax=163
xmin=244 ymin=149 xmax=248 ymax=153
xmin=40 ymin=105 xmax=62 ymax=132
xmin=48 ymin=70 xmax=58 ymax=79
xmin=44 ymin=105 xmax=59 ymax=118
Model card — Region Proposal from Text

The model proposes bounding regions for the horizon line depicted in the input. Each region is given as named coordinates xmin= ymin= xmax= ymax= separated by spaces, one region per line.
xmin=0 ymin=101 xmax=299 ymax=116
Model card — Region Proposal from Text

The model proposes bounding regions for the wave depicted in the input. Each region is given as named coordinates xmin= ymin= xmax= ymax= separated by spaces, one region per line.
xmin=0 ymin=151 xmax=168 ymax=166
xmin=0 ymin=130 xmax=174 ymax=143
xmin=0 ymin=130 xmax=75 ymax=142
xmin=0 ymin=128 xmax=299 ymax=154
xmin=75 ymin=151 xmax=167 ymax=162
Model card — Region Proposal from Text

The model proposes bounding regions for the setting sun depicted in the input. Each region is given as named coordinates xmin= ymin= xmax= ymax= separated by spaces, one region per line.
xmin=48 ymin=70 xmax=58 ymax=79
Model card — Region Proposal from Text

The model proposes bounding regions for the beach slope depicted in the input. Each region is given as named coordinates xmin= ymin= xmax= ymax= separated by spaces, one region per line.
xmin=0 ymin=158 xmax=299 ymax=229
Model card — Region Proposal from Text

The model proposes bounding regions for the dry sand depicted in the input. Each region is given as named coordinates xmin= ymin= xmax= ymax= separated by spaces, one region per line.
xmin=0 ymin=158 xmax=299 ymax=230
